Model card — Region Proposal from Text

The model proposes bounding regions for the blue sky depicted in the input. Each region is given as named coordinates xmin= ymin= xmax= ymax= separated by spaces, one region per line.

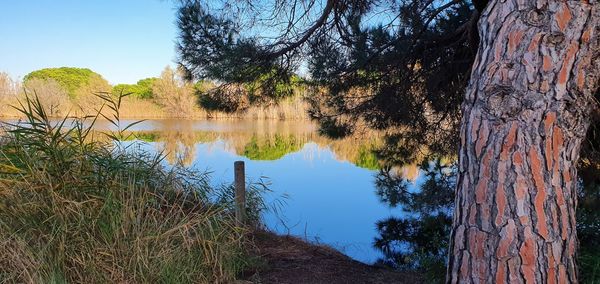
xmin=0 ymin=0 xmax=178 ymax=84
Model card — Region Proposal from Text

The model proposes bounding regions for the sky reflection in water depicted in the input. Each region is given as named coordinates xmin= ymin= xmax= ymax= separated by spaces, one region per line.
xmin=82 ymin=119 xmax=424 ymax=263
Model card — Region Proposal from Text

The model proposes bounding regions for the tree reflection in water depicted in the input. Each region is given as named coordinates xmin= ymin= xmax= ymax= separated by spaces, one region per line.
xmin=160 ymin=130 xmax=199 ymax=165
xmin=372 ymin=160 xmax=455 ymax=282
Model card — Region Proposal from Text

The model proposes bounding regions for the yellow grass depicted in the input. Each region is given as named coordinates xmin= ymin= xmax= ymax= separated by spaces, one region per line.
xmin=0 ymin=95 xmax=309 ymax=120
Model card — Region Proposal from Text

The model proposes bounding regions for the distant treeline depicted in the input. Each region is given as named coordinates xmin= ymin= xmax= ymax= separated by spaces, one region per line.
xmin=0 ymin=67 xmax=309 ymax=119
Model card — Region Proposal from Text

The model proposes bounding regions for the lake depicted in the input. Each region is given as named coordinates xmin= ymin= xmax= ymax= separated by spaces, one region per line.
xmin=5 ymin=118 xmax=425 ymax=264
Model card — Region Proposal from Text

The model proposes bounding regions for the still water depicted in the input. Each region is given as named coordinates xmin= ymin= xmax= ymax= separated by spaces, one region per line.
xmin=75 ymin=119 xmax=425 ymax=263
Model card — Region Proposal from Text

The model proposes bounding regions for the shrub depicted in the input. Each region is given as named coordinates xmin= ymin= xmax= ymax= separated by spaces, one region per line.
xmin=23 ymin=78 xmax=70 ymax=116
xmin=152 ymin=66 xmax=197 ymax=118
xmin=198 ymin=83 xmax=250 ymax=113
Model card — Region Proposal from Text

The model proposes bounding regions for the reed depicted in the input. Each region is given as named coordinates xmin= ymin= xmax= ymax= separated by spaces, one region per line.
xmin=0 ymin=94 xmax=310 ymax=121
xmin=0 ymin=95 xmax=268 ymax=283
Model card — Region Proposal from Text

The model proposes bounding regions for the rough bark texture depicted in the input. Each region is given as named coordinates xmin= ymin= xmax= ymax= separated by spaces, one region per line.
xmin=447 ymin=0 xmax=600 ymax=283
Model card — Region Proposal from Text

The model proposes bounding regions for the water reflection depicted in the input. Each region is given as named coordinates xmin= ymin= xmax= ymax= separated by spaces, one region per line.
xmin=372 ymin=160 xmax=455 ymax=279
xmin=2 ymin=117 xmax=598 ymax=280
xmin=105 ymin=119 xmax=421 ymax=263
xmin=3 ymin=117 xmax=455 ymax=271
xmin=123 ymin=119 xmax=386 ymax=171
xmin=123 ymin=120 xmax=600 ymax=282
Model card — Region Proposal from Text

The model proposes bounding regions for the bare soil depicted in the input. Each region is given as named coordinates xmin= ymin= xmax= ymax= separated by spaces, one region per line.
xmin=241 ymin=230 xmax=423 ymax=284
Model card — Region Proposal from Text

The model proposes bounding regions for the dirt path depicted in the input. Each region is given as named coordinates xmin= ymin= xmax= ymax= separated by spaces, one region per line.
xmin=242 ymin=231 xmax=423 ymax=284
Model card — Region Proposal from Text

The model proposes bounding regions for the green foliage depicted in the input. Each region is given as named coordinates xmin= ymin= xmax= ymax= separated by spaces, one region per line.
xmin=354 ymin=145 xmax=380 ymax=170
xmin=24 ymin=67 xmax=109 ymax=98
xmin=243 ymin=135 xmax=303 ymax=160
xmin=113 ymin=78 xmax=157 ymax=99
xmin=136 ymin=78 xmax=157 ymax=98
xmin=0 ymin=95 xmax=268 ymax=283
xmin=113 ymin=78 xmax=158 ymax=99
xmin=176 ymin=2 xmax=282 ymax=84
xmin=112 ymin=83 xmax=139 ymax=95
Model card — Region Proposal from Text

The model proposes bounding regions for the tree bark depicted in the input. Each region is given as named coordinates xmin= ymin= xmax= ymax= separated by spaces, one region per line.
xmin=447 ymin=0 xmax=600 ymax=283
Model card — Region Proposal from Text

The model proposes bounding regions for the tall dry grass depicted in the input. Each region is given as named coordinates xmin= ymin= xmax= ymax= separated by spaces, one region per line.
xmin=0 ymin=95 xmax=269 ymax=283
xmin=0 ymin=94 xmax=310 ymax=120
xmin=108 ymin=94 xmax=310 ymax=120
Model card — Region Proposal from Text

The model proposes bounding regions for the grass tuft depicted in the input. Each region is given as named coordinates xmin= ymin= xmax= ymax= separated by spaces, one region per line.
xmin=0 ymin=94 xmax=264 ymax=283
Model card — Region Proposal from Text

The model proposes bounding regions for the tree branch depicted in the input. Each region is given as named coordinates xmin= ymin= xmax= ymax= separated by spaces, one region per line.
xmin=263 ymin=0 xmax=335 ymax=59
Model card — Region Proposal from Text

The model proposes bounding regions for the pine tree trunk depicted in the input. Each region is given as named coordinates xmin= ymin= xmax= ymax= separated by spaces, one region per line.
xmin=447 ymin=0 xmax=600 ymax=283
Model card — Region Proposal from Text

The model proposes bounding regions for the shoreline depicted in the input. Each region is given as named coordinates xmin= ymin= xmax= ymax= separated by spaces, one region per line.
xmin=245 ymin=230 xmax=422 ymax=284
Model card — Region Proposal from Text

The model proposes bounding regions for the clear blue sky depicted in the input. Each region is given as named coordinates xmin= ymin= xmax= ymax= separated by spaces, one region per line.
xmin=0 ymin=0 xmax=177 ymax=84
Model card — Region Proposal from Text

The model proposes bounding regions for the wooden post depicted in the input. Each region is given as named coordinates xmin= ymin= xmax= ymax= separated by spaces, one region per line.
xmin=234 ymin=161 xmax=246 ymax=224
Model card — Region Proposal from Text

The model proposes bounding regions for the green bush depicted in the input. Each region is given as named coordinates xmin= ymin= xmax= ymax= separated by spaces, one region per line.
xmin=24 ymin=67 xmax=110 ymax=98
xmin=113 ymin=77 xmax=157 ymax=99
